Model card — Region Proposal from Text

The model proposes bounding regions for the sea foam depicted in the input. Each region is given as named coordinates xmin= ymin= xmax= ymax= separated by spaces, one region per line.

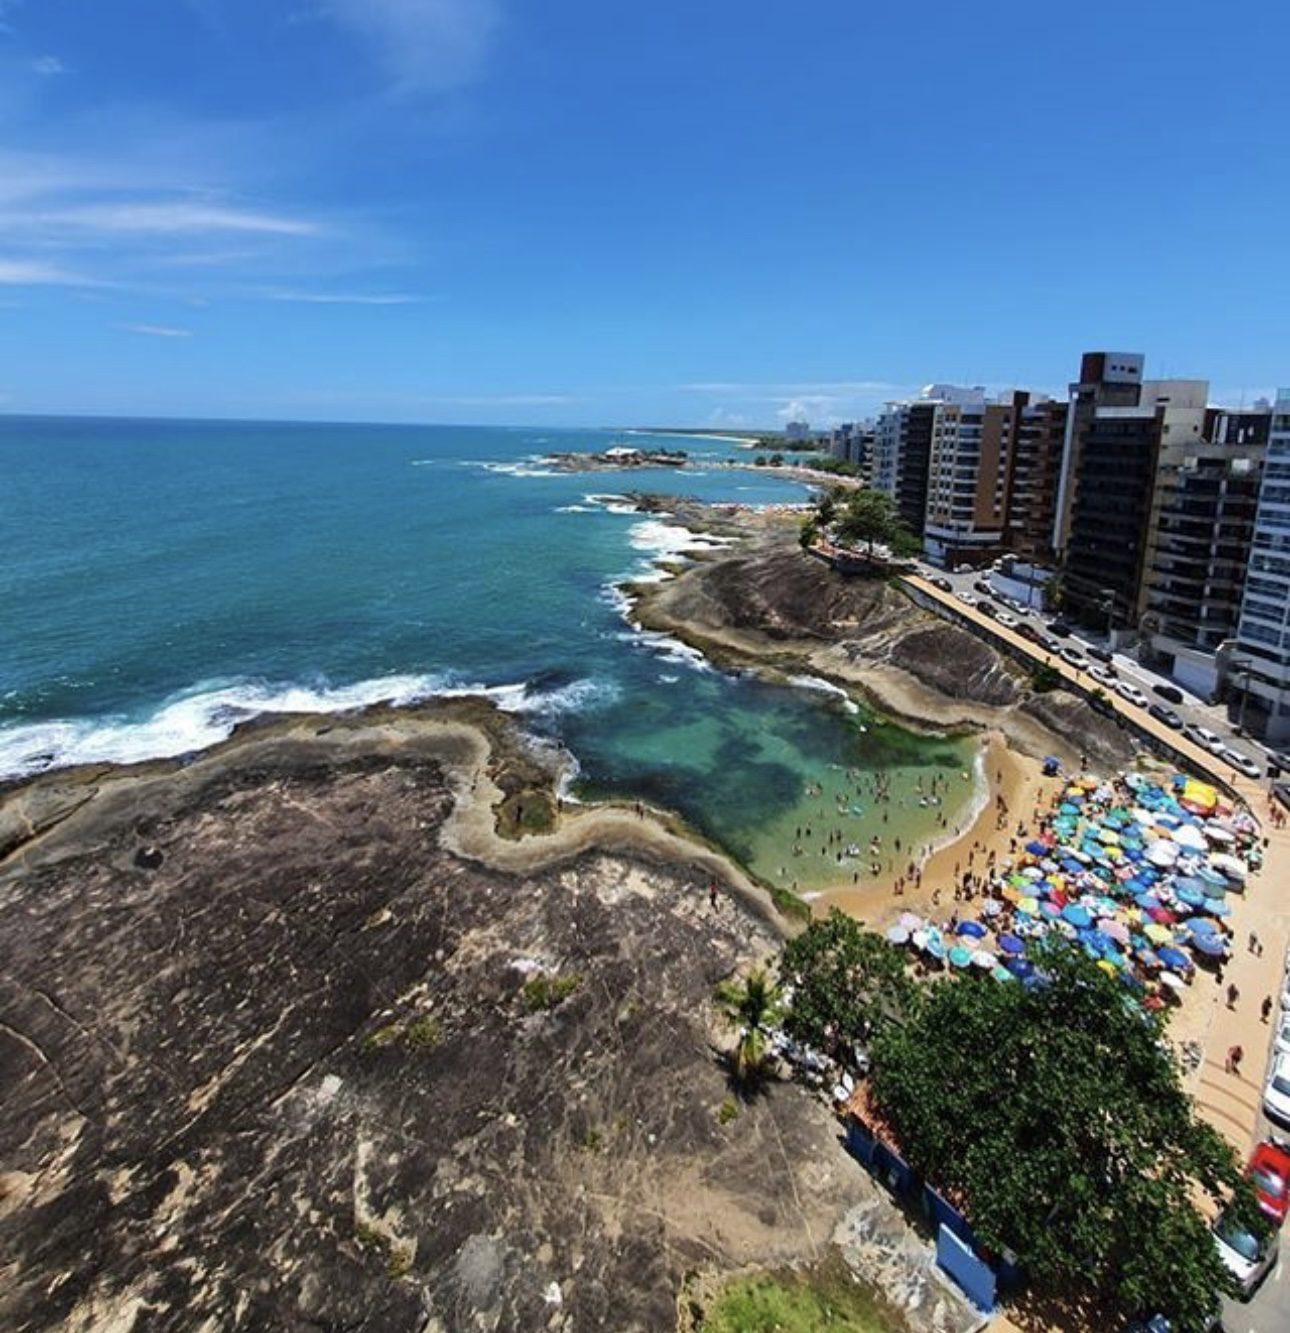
xmin=0 ymin=672 xmax=618 ymax=781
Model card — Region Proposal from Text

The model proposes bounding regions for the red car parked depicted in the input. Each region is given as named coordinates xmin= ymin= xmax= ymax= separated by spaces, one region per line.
xmin=1248 ymin=1140 xmax=1290 ymax=1224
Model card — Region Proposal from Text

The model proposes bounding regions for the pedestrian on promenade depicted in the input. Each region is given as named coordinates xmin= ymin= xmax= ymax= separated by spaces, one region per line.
xmin=1249 ymin=930 xmax=1262 ymax=955
xmin=1263 ymin=995 xmax=1274 ymax=1024
xmin=1226 ymin=982 xmax=1240 ymax=1010
xmin=1226 ymin=1044 xmax=1244 ymax=1074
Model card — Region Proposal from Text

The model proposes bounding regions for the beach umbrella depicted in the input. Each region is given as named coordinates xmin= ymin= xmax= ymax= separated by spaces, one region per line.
xmin=1062 ymin=903 xmax=1093 ymax=928
xmin=898 ymin=911 xmax=923 ymax=929
xmin=1187 ymin=917 xmax=1222 ymax=936
xmin=1210 ymin=853 xmax=1248 ymax=884
xmin=1204 ymin=825 xmax=1236 ymax=845
xmin=1134 ymin=892 xmax=1162 ymax=911
xmin=1144 ymin=923 xmax=1173 ymax=945
xmin=927 ymin=937 xmax=946 ymax=960
xmin=911 ymin=928 xmax=928 ymax=949
xmin=957 ymin=920 xmax=987 ymax=938
xmin=992 ymin=966 xmax=1015 ymax=983
xmin=1158 ymin=970 xmax=1187 ymax=992
xmin=949 ymin=946 xmax=973 ymax=968
xmin=1146 ymin=906 xmax=1176 ymax=925
xmin=1146 ymin=841 xmax=1180 ymax=867
xmin=1205 ymin=897 xmax=1232 ymax=918
xmin=1192 ymin=933 xmax=1227 ymax=958
xmin=1097 ymin=960 xmax=1117 ymax=976
xmin=1136 ymin=947 xmax=1161 ymax=969
xmin=1174 ymin=824 xmax=1207 ymax=852
xmin=886 ymin=926 xmax=911 ymax=945
xmin=999 ymin=934 xmax=1025 ymax=955
xmin=1040 ymin=900 xmax=1062 ymax=918
xmin=1005 ymin=957 xmax=1036 ymax=978
xmin=1026 ymin=840 xmax=1049 ymax=856
xmin=1157 ymin=945 xmax=1192 ymax=970
xmin=1001 ymin=886 xmax=1022 ymax=904
xmin=1018 ymin=896 xmax=1039 ymax=915
xmin=981 ymin=899 xmax=1003 ymax=917
xmin=1175 ymin=884 xmax=1207 ymax=909
xmin=1097 ymin=919 xmax=1130 ymax=945
xmin=971 ymin=950 xmax=997 ymax=969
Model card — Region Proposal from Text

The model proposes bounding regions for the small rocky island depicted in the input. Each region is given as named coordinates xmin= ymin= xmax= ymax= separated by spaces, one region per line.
xmin=544 ymin=445 xmax=689 ymax=471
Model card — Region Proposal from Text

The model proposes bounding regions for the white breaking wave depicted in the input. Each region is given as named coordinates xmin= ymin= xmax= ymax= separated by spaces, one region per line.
xmin=554 ymin=503 xmax=598 ymax=513
xmin=0 ymin=673 xmax=619 ymax=781
xmin=628 ymin=518 xmax=732 ymax=560
xmin=469 ymin=460 xmax=564 ymax=478
xmin=788 ymin=674 xmax=861 ymax=715
xmin=583 ymin=493 xmax=641 ymax=515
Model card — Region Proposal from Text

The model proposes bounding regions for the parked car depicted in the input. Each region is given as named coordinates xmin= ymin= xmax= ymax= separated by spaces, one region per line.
xmin=1248 ymin=1140 xmax=1290 ymax=1224
xmin=1152 ymin=682 xmax=1185 ymax=704
xmin=973 ymin=579 xmax=993 ymax=596
xmin=955 ymin=563 xmax=973 ymax=573
xmin=1276 ymin=1015 xmax=1290 ymax=1057
xmin=1047 ymin=619 xmax=1073 ymax=637
xmin=956 ymin=591 xmax=978 ymax=607
xmin=1089 ymin=665 xmax=1117 ymax=687
xmin=977 ymin=600 xmax=998 ymax=619
xmin=1086 ymin=645 xmax=1114 ymax=664
xmin=1015 ymin=621 xmax=1040 ymax=643
xmin=1213 ymin=1210 xmax=1278 ymax=1297
xmin=1148 ymin=703 xmax=1183 ymax=730
xmin=1183 ymin=724 xmax=1226 ymax=754
xmin=1264 ymin=1052 xmax=1290 ymax=1129
xmin=996 ymin=611 xmax=1018 ymax=628
xmin=1060 ymin=646 xmax=1088 ymax=670
xmin=1115 ymin=681 xmax=1148 ymax=708
xmin=931 ymin=576 xmax=953 ymax=592
xmin=1219 ymin=747 xmax=1262 ymax=779
xmin=1038 ymin=635 xmax=1062 ymax=654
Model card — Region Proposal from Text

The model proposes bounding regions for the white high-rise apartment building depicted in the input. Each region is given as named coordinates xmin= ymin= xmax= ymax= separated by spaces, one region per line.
xmin=1233 ymin=389 xmax=1290 ymax=743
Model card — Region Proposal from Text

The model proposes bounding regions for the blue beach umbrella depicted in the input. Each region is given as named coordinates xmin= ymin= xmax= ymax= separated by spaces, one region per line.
xmin=1005 ymin=957 xmax=1036 ymax=979
xmin=1062 ymin=904 xmax=1093 ymax=928
xmin=1158 ymin=946 xmax=1192 ymax=971
xmin=1176 ymin=884 xmax=1207 ymax=909
xmin=1206 ymin=898 xmax=1232 ymax=918
xmin=957 ymin=920 xmax=988 ymax=938
xmin=999 ymin=934 xmax=1025 ymax=955
xmin=949 ymin=946 xmax=973 ymax=968
xmin=1026 ymin=840 xmax=1049 ymax=856
xmin=1192 ymin=933 xmax=1227 ymax=958
xmin=1187 ymin=917 xmax=1221 ymax=936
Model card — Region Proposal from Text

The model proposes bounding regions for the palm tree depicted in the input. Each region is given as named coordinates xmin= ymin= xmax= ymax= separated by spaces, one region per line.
xmin=714 ymin=967 xmax=784 ymax=1089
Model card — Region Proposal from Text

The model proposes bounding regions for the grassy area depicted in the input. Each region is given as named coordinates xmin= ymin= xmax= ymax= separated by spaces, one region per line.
xmin=688 ymin=1262 xmax=907 ymax=1333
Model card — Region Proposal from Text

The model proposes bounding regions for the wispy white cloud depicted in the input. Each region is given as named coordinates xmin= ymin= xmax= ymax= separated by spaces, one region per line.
xmin=41 ymin=200 xmax=322 ymax=237
xmin=32 ymin=55 xmax=65 ymax=76
xmin=0 ymin=257 xmax=93 ymax=285
xmin=321 ymin=0 xmax=502 ymax=94
xmin=263 ymin=288 xmax=421 ymax=305
xmin=121 ymin=323 xmax=193 ymax=338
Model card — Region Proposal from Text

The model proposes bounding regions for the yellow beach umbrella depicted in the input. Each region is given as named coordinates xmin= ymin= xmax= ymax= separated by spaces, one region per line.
xmin=1144 ymin=923 xmax=1172 ymax=944
xmin=1019 ymin=896 xmax=1039 ymax=914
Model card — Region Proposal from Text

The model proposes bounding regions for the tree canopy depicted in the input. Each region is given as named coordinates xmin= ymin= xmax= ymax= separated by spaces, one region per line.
xmin=781 ymin=910 xmax=916 ymax=1058
xmin=830 ymin=489 xmax=921 ymax=558
xmin=868 ymin=941 xmax=1261 ymax=1331
xmin=714 ymin=967 xmax=783 ymax=1090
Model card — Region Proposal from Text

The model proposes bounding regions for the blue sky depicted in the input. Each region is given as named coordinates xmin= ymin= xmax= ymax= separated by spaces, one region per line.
xmin=0 ymin=0 xmax=1286 ymax=427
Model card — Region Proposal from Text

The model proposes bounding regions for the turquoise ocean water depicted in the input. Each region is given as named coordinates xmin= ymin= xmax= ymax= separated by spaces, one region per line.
xmin=0 ymin=417 xmax=975 ymax=888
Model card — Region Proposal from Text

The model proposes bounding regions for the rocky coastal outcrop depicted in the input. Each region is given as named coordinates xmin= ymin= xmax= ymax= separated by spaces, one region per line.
xmin=0 ymin=711 xmax=870 ymax=1333
xmin=628 ymin=518 xmax=1137 ymax=772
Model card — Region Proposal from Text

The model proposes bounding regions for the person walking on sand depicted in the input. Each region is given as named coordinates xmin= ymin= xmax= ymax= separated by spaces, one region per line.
xmin=1249 ymin=930 xmax=1262 ymax=956
xmin=1226 ymin=1044 xmax=1244 ymax=1075
xmin=1226 ymin=982 xmax=1240 ymax=1010
xmin=1263 ymin=995 xmax=1274 ymax=1024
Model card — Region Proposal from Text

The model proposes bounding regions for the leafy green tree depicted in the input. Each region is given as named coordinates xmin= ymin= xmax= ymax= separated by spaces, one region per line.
xmin=1030 ymin=662 xmax=1061 ymax=693
xmin=815 ymin=489 xmax=839 ymax=527
xmin=769 ymin=452 xmax=784 ymax=467
xmin=799 ymin=519 xmax=819 ymax=549
xmin=868 ymin=941 xmax=1262 ymax=1332
xmin=781 ymin=909 xmax=916 ymax=1056
xmin=833 ymin=490 xmax=920 ymax=559
xmin=714 ymin=967 xmax=784 ymax=1089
